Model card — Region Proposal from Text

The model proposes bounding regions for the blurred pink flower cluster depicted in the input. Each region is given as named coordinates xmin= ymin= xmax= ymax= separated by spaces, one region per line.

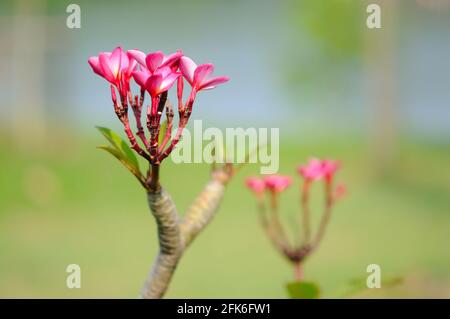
xmin=88 ymin=46 xmax=229 ymax=164
xmin=246 ymin=158 xmax=345 ymax=200
xmin=297 ymin=158 xmax=339 ymax=183
xmin=245 ymin=159 xmax=346 ymax=281
xmin=246 ymin=175 xmax=292 ymax=196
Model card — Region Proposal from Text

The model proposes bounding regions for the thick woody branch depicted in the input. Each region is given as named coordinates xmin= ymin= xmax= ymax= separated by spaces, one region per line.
xmin=180 ymin=173 xmax=227 ymax=247
xmin=141 ymin=187 xmax=182 ymax=299
xmin=141 ymin=167 xmax=232 ymax=299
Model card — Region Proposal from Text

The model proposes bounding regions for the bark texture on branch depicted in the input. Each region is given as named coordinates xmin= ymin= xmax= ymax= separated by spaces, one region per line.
xmin=141 ymin=187 xmax=182 ymax=299
xmin=180 ymin=178 xmax=225 ymax=247
xmin=141 ymin=171 xmax=230 ymax=299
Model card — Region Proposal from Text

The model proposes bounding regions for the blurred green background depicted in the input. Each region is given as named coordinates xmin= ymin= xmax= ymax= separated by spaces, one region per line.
xmin=0 ymin=0 xmax=449 ymax=298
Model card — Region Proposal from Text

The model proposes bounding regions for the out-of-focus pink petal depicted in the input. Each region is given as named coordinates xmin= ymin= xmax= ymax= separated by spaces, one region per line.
xmin=179 ymin=56 xmax=197 ymax=84
xmin=88 ymin=56 xmax=103 ymax=76
xmin=145 ymin=74 xmax=163 ymax=97
xmin=322 ymin=159 xmax=340 ymax=175
xmin=145 ymin=51 xmax=164 ymax=73
xmin=132 ymin=70 xmax=151 ymax=87
xmin=160 ymin=73 xmax=181 ymax=92
xmin=193 ymin=63 xmax=214 ymax=87
xmin=322 ymin=159 xmax=340 ymax=183
xmin=297 ymin=158 xmax=324 ymax=181
xmin=334 ymin=183 xmax=346 ymax=200
xmin=99 ymin=53 xmax=115 ymax=83
xmin=263 ymin=175 xmax=292 ymax=193
xmin=199 ymin=76 xmax=230 ymax=90
xmin=245 ymin=177 xmax=265 ymax=194
xmin=127 ymin=49 xmax=146 ymax=67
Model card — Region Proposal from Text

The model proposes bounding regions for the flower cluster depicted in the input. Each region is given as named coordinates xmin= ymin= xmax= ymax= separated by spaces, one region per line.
xmin=245 ymin=158 xmax=345 ymax=281
xmin=246 ymin=175 xmax=292 ymax=197
xmin=88 ymin=46 xmax=229 ymax=164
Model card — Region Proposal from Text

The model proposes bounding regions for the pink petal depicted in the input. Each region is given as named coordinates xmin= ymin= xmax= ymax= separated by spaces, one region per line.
xmin=263 ymin=175 xmax=292 ymax=192
xmin=145 ymin=51 xmax=164 ymax=73
xmin=125 ymin=59 xmax=137 ymax=78
xmin=161 ymin=51 xmax=183 ymax=68
xmin=109 ymin=46 xmax=123 ymax=77
xmin=154 ymin=66 xmax=172 ymax=78
xmin=88 ymin=56 xmax=103 ymax=76
xmin=199 ymin=76 xmax=230 ymax=90
xmin=245 ymin=177 xmax=265 ymax=194
xmin=179 ymin=56 xmax=197 ymax=84
xmin=127 ymin=49 xmax=146 ymax=67
xmin=145 ymin=74 xmax=163 ymax=97
xmin=119 ymin=51 xmax=129 ymax=72
xmin=132 ymin=70 xmax=151 ymax=87
xmin=297 ymin=158 xmax=324 ymax=180
xmin=160 ymin=73 xmax=181 ymax=92
xmin=98 ymin=53 xmax=115 ymax=83
xmin=193 ymin=63 xmax=214 ymax=87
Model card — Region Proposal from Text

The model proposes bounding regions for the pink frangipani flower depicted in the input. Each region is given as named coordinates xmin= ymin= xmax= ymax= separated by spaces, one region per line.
xmin=179 ymin=56 xmax=230 ymax=92
xmin=321 ymin=159 xmax=340 ymax=183
xmin=129 ymin=50 xmax=183 ymax=91
xmin=263 ymin=175 xmax=292 ymax=193
xmin=132 ymin=69 xmax=152 ymax=88
xmin=127 ymin=49 xmax=146 ymax=67
xmin=245 ymin=177 xmax=266 ymax=195
xmin=128 ymin=50 xmax=182 ymax=73
xmin=297 ymin=158 xmax=324 ymax=181
xmin=143 ymin=67 xmax=180 ymax=98
xmin=88 ymin=46 xmax=137 ymax=95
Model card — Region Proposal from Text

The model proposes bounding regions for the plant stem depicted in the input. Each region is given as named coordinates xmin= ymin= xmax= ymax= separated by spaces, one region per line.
xmin=294 ymin=262 xmax=303 ymax=282
xmin=141 ymin=187 xmax=182 ymax=299
xmin=270 ymin=192 xmax=289 ymax=246
xmin=312 ymin=182 xmax=333 ymax=249
xmin=141 ymin=167 xmax=233 ymax=298
xmin=149 ymin=164 xmax=160 ymax=191
xmin=180 ymin=175 xmax=226 ymax=247
xmin=301 ymin=180 xmax=311 ymax=244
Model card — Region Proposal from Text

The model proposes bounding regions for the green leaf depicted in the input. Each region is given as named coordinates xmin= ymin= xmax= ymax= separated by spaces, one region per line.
xmin=96 ymin=126 xmax=139 ymax=169
xmin=158 ymin=120 xmax=168 ymax=147
xmin=97 ymin=146 xmax=145 ymax=187
xmin=286 ymin=281 xmax=320 ymax=299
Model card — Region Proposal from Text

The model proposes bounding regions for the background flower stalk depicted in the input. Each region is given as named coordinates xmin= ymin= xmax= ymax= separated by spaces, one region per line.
xmin=246 ymin=158 xmax=346 ymax=294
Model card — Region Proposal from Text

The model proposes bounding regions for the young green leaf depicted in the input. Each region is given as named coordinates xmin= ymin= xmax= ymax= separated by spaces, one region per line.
xmin=96 ymin=126 xmax=140 ymax=169
xmin=97 ymin=146 xmax=146 ymax=188
xmin=286 ymin=281 xmax=320 ymax=299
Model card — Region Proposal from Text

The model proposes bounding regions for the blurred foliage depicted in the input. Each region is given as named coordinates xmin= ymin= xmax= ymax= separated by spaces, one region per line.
xmin=336 ymin=276 xmax=404 ymax=297
xmin=1 ymin=132 xmax=449 ymax=297
xmin=285 ymin=0 xmax=367 ymax=86
xmin=286 ymin=281 xmax=320 ymax=299
xmin=288 ymin=0 xmax=365 ymax=58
